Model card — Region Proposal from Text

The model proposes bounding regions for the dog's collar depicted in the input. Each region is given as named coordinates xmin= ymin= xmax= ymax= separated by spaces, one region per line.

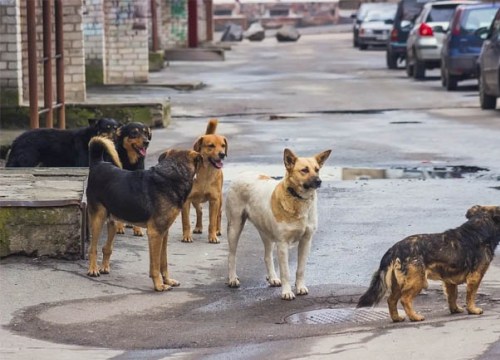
xmin=287 ymin=187 xmax=305 ymax=200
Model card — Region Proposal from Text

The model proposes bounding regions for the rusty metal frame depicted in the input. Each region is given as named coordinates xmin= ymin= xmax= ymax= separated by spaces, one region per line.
xmin=26 ymin=0 xmax=65 ymax=129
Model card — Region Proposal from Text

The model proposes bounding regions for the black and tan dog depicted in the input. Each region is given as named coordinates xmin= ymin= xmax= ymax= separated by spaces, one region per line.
xmin=6 ymin=118 xmax=119 ymax=167
xmin=112 ymin=122 xmax=152 ymax=236
xmin=86 ymin=136 xmax=201 ymax=291
xmin=357 ymin=205 xmax=500 ymax=322
xmin=181 ymin=118 xmax=227 ymax=243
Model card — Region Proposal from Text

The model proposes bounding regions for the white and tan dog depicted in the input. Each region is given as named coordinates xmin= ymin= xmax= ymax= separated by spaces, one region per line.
xmin=226 ymin=148 xmax=331 ymax=300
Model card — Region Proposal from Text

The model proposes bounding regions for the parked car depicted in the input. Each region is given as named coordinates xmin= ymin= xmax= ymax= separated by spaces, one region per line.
xmin=386 ymin=0 xmax=432 ymax=69
xmin=477 ymin=8 xmax=500 ymax=109
xmin=440 ymin=3 xmax=500 ymax=90
xmin=358 ymin=6 xmax=398 ymax=50
xmin=406 ymin=0 xmax=477 ymax=80
xmin=352 ymin=2 xmax=398 ymax=48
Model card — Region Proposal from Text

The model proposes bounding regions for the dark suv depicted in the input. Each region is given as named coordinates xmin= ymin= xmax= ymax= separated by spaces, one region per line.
xmin=478 ymin=8 xmax=500 ymax=109
xmin=386 ymin=0 xmax=433 ymax=69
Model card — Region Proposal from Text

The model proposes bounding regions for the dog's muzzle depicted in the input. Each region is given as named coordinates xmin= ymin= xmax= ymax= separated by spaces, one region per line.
xmin=304 ymin=177 xmax=322 ymax=190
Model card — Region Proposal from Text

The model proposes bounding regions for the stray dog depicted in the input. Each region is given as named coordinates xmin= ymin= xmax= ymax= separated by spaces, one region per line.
xmin=226 ymin=148 xmax=331 ymax=300
xmin=357 ymin=205 xmax=500 ymax=322
xmin=86 ymin=136 xmax=201 ymax=291
xmin=6 ymin=118 xmax=119 ymax=167
xmin=181 ymin=118 xmax=227 ymax=243
xmin=113 ymin=122 xmax=152 ymax=236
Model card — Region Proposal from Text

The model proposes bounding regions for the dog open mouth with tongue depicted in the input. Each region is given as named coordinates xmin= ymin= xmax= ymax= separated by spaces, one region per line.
xmin=209 ymin=157 xmax=223 ymax=169
xmin=133 ymin=144 xmax=148 ymax=157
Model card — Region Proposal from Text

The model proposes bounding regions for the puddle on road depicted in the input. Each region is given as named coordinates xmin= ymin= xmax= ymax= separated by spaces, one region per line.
xmin=224 ymin=164 xmax=489 ymax=181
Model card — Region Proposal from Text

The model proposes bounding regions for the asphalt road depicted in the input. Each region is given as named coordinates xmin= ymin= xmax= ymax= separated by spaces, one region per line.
xmin=1 ymin=32 xmax=500 ymax=359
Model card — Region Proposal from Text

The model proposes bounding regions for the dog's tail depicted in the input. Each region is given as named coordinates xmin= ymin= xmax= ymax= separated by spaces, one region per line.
xmin=205 ymin=118 xmax=218 ymax=135
xmin=89 ymin=136 xmax=122 ymax=169
xmin=357 ymin=249 xmax=397 ymax=308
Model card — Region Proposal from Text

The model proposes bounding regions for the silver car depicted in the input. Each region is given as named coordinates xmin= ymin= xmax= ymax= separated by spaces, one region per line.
xmin=406 ymin=0 xmax=477 ymax=79
xmin=358 ymin=5 xmax=398 ymax=50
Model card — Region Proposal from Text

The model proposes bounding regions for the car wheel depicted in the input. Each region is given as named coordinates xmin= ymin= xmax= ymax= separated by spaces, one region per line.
xmin=445 ymin=71 xmax=458 ymax=91
xmin=414 ymin=59 xmax=426 ymax=80
xmin=440 ymin=65 xmax=446 ymax=87
xmin=386 ymin=51 xmax=398 ymax=70
xmin=406 ymin=60 xmax=414 ymax=78
xmin=359 ymin=44 xmax=368 ymax=50
xmin=479 ymin=73 xmax=497 ymax=110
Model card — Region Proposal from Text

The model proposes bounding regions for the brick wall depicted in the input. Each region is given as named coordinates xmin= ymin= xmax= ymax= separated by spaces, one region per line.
xmin=83 ymin=0 xmax=105 ymax=85
xmin=19 ymin=0 xmax=86 ymax=103
xmin=162 ymin=0 xmax=188 ymax=48
xmin=103 ymin=0 xmax=149 ymax=84
xmin=0 ymin=0 xmax=23 ymax=106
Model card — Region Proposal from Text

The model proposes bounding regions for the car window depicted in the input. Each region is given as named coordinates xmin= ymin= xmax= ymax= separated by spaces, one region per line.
xmin=427 ymin=5 xmax=458 ymax=23
xmin=462 ymin=8 xmax=499 ymax=32
xmin=364 ymin=9 xmax=396 ymax=22
xmin=489 ymin=9 xmax=500 ymax=40
xmin=397 ymin=0 xmax=427 ymax=23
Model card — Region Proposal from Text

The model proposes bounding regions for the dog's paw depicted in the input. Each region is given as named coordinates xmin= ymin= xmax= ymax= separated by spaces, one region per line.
xmin=281 ymin=291 xmax=296 ymax=301
xmin=164 ymin=278 xmax=180 ymax=287
xmin=391 ymin=315 xmax=405 ymax=322
xmin=228 ymin=277 xmax=240 ymax=288
xmin=193 ymin=227 xmax=203 ymax=234
xmin=115 ymin=223 xmax=125 ymax=234
xmin=409 ymin=314 xmax=425 ymax=322
xmin=154 ymin=284 xmax=174 ymax=292
xmin=181 ymin=236 xmax=193 ymax=243
xmin=99 ymin=265 xmax=110 ymax=274
xmin=450 ymin=306 xmax=465 ymax=314
xmin=467 ymin=306 xmax=483 ymax=315
xmin=87 ymin=267 xmax=100 ymax=277
xmin=296 ymin=285 xmax=309 ymax=295
xmin=208 ymin=235 xmax=220 ymax=244
xmin=216 ymin=230 xmax=222 ymax=236
xmin=133 ymin=226 xmax=144 ymax=236
xmin=266 ymin=277 xmax=281 ymax=287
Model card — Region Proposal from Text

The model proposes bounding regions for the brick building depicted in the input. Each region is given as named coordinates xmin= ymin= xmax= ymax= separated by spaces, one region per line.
xmin=0 ymin=0 xmax=214 ymax=128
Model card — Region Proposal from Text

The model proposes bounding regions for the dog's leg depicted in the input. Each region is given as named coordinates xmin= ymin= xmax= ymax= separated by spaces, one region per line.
xmin=87 ymin=205 xmax=107 ymax=277
xmin=181 ymin=201 xmax=193 ymax=242
xmin=115 ymin=221 xmax=125 ymax=235
xmin=148 ymin=227 xmax=171 ymax=291
xmin=295 ymin=234 xmax=313 ymax=296
xmin=100 ymin=219 xmax=117 ymax=274
xmin=160 ymin=231 xmax=180 ymax=288
xmin=193 ymin=202 xmax=203 ymax=234
xmin=208 ymin=198 xmax=221 ymax=243
xmin=400 ymin=261 xmax=426 ymax=321
xmin=263 ymin=237 xmax=280 ymax=287
xmin=277 ymin=242 xmax=294 ymax=300
xmin=466 ymin=270 xmax=486 ymax=315
xmin=216 ymin=193 xmax=223 ymax=236
xmin=388 ymin=278 xmax=405 ymax=322
xmin=132 ymin=226 xmax=144 ymax=236
xmin=443 ymin=282 xmax=464 ymax=314
xmin=227 ymin=211 xmax=246 ymax=288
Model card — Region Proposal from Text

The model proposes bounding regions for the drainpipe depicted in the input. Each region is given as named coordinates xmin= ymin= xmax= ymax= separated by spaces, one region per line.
xmin=188 ymin=0 xmax=198 ymax=48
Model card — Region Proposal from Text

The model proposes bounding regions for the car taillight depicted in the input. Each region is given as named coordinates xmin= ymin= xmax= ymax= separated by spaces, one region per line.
xmin=451 ymin=8 xmax=463 ymax=36
xmin=390 ymin=28 xmax=398 ymax=41
xmin=419 ymin=23 xmax=434 ymax=37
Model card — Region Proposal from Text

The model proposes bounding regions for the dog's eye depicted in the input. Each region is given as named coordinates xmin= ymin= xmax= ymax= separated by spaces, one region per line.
xmin=129 ymin=130 xmax=139 ymax=138
xmin=315 ymin=167 xmax=319 ymax=173
xmin=208 ymin=144 xmax=215 ymax=148
xmin=301 ymin=168 xmax=309 ymax=174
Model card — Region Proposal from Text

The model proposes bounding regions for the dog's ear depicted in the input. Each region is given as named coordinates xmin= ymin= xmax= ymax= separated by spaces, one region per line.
xmin=466 ymin=205 xmax=482 ymax=219
xmin=283 ymin=148 xmax=297 ymax=171
xmin=88 ymin=118 xmax=98 ymax=127
xmin=315 ymin=149 xmax=332 ymax=168
xmin=193 ymin=137 xmax=204 ymax=152
xmin=223 ymin=137 xmax=228 ymax=156
xmin=146 ymin=127 xmax=152 ymax=141
xmin=190 ymin=151 xmax=203 ymax=169
xmin=158 ymin=150 xmax=171 ymax=162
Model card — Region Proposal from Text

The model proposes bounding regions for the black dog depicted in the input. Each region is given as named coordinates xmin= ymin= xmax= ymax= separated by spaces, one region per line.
xmin=112 ymin=122 xmax=152 ymax=236
xmin=5 ymin=118 xmax=120 ymax=167
xmin=86 ymin=136 xmax=201 ymax=291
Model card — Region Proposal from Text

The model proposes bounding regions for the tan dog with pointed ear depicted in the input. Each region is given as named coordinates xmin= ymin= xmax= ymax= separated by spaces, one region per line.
xmin=225 ymin=148 xmax=331 ymax=300
xmin=181 ymin=118 xmax=228 ymax=243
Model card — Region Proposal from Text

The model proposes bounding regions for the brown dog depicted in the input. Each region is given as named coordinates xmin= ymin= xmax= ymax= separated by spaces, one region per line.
xmin=86 ymin=137 xmax=201 ymax=291
xmin=181 ymin=118 xmax=227 ymax=243
xmin=357 ymin=205 xmax=500 ymax=322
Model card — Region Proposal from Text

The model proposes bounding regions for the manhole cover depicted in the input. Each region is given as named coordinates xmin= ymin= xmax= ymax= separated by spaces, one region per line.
xmin=285 ymin=308 xmax=388 ymax=325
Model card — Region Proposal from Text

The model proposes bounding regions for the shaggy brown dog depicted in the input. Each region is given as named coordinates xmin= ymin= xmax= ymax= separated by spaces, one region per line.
xmin=357 ymin=205 xmax=500 ymax=322
xmin=181 ymin=118 xmax=227 ymax=243
xmin=86 ymin=136 xmax=201 ymax=291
